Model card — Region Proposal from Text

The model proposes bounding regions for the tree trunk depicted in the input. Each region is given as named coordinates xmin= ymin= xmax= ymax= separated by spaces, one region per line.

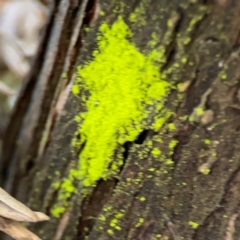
xmin=2 ymin=0 xmax=240 ymax=239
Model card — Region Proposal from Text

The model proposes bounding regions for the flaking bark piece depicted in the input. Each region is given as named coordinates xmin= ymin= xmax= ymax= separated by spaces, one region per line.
xmin=0 ymin=216 xmax=41 ymax=240
xmin=0 ymin=188 xmax=49 ymax=222
xmin=0 ymin=81 xmax=16 ymax=96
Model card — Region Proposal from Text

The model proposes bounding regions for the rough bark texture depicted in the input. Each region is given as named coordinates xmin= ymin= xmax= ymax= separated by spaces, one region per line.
xmin=2 ymin=0 xmax=240 ymax=240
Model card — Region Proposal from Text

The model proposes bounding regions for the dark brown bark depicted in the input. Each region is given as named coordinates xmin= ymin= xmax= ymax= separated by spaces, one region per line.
xmin=2 ymin=0 xmax=240 ymax=239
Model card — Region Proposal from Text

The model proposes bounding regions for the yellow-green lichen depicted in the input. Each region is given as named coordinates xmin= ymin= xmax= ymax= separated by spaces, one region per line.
xmin=139 ymin=196 xmax=146 ymax=201
xmin=51 ymin=207 xmax=65 ymax=218
xmin=62 ymin=72 xmax=67 ymax=78
xmin=199 ymin=168 xmax=210 ymax=175
xmin=169 ymin=139 xmax=178 ymax=149
xmin=72 ymin=84 xmax=80 ymax=95
xmin=147 ymin=32 xmax=158 ymax=48
xmin=108 ymin=212 xmax=124 ymax=232
xmin=115 ymin=213 xmax=124 ymax=218
xmin=152 ymin=148 xmax=161 ymax=157
xmin=219 ymin=70 xmax=227 ymax=80
xmin=73 ymin=16 xmax=171 ymax=187
xmin=195 ymin=107 xmax=204 ymax=116
xmin=168 ymin=123 xmax=176 ymax=131
xmin=153 ymin=110 xmax=172 ymax=131
xmin=167 ymin=19 xmax=174 ymax=28
xmin=212 ymin=152 xmax=217 ymax=157
xmin=110 ymin=219 xmax=119 ymax=228
xmin=203 ymin=139 xmax=211 ymax=145
xmin=98 ymin=215 xmax=106 ymax=221
xmin=187 ymin=7 xmax=206 ymax=33
xmin=166 ymin=159 xmax=174 ymax=165
xmin=107 ymin=229 xmax=114 ymax=235
xmin=52 ymin=181 xmax=61 ymax=190
xmin=184 ymin=37 xmax=191 ymax=45
xmin=129 ymin=2 xmax=146 ymax=26
xmin=50 ymin=169 xmax=80 ymax=218
xmin=103 ymin=205 xmax=113 ymax=212
xmin=149 ymin=168 xmax=155 ymax=172
xmin=181 ymin=57 xmax=187 ymax=64
xmin=135 ymin=218 xmax=144 ymax=227
xmin=188 ymin=221 xmax=199 ymax=229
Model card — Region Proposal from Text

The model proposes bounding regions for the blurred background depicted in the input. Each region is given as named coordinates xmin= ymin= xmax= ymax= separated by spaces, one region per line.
xmin=0 ymin=0 xmax=49 ymax=149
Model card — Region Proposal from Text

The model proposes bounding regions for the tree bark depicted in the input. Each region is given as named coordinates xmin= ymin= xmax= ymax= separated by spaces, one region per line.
xmin=2 ymin=0 xmax=240 ymax=239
